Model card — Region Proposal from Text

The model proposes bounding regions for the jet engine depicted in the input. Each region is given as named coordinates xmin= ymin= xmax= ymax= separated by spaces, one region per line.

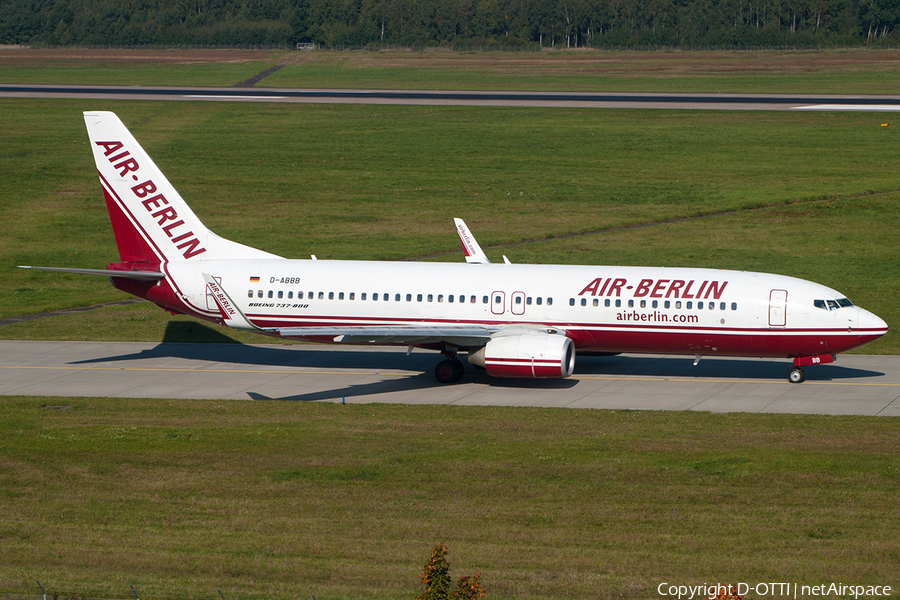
xmin=468 ymin=332 xmax=575 ymax=379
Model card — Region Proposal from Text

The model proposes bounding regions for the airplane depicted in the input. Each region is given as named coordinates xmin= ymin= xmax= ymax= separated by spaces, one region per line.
xmin=20 ymin=111 xmax=888 ymax=385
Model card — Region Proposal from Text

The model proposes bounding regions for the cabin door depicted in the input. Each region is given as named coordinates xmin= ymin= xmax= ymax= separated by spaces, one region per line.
xmin=768 ymin=289 xmax=787 ymax=327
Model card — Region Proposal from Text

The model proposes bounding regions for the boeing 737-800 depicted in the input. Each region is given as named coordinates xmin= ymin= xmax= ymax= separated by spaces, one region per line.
xmin=20 ymin=111 xmax=888 ymax=384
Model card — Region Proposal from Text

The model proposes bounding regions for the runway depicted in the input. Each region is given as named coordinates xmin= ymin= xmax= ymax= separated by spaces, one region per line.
xmin=3 ymin=84 xmax=900 ymax=110
xmin=2 ymin=340 xmax=898 ymax=416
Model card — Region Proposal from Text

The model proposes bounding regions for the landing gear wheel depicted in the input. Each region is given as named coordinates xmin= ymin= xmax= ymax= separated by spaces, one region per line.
xmin=788 ymin=367 xmax=805 ymax=384
xmin=435 ymin=359 xmax=464 ymax=384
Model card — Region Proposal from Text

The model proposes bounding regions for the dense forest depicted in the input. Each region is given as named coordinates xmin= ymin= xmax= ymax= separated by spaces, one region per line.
xmin=1 ymin=0 xmax=898 ymax=48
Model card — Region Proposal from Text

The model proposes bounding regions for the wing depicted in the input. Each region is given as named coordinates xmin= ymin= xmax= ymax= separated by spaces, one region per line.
xmin=273 ymin=324 xmax=494 ymax=346
xmin=454 ymin=218 xmax=491 ymax=264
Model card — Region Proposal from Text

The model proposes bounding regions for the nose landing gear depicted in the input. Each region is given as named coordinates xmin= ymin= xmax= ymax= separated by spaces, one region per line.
xmin=788 ymin=367 xmax=805 ymax=384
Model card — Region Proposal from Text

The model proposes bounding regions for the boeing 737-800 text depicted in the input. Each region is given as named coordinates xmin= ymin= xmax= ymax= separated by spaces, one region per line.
xmin=20 ymin=112 xmax=888 ymax=384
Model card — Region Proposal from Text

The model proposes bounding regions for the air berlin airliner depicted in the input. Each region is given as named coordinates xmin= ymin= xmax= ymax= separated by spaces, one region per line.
xmin=21 ymin=111 xmax=888 ymax=384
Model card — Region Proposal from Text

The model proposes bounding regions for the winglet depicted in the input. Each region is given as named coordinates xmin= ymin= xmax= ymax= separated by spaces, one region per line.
xmin=202 ymin=273 xmax=260 ymax=330
xmin=454 ymin=218 xmax=491 ymax=264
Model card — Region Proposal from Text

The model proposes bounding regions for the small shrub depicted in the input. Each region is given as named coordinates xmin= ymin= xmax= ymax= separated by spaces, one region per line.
xmin=416 ymin=544 xmax=485 ymax=600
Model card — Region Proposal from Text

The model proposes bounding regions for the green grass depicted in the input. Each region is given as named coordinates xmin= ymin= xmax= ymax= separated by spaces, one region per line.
xmin=0 ymin=57 xmax=281 ymax=87
xmin=263 ymin=51 xmax=900 ymax=94
xmin=2 ymin=99 xmax=898 ymax=351
xmin=7 ymin=49 xmax=900 ymax=94
xmin=1 ymin=397 xmax=898 ymax=600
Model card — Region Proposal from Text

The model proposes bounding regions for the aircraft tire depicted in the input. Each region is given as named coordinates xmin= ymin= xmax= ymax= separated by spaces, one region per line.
xmin=788 ymin=367 xmax=805 ymax=384
xmin=435 ymin=359 xmax=464 ymax=384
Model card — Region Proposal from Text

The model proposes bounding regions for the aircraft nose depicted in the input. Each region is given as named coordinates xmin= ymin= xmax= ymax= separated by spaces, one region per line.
xmin=857 ymin=308 xmax=888 ymax=336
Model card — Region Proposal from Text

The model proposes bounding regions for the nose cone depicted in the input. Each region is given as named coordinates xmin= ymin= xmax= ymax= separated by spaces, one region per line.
xmin=857 ymin=307 xmax=888 ymax=343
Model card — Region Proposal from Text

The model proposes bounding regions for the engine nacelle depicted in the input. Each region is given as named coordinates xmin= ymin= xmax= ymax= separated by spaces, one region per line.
xmin=468 ymin=332 xmax=575 ymax=379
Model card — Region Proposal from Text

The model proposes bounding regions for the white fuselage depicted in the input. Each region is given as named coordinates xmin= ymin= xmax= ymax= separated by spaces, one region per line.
xmin=163 ymin=259 xmax=886 ymax=359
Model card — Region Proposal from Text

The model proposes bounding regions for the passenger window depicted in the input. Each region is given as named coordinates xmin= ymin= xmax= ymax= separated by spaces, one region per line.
xmin=288 ymin=291 xmax=293 ymax=299
xmin=652 ymin=300 xmax=658 ymax=309
xmin=373 ymin=293 xmax=379 ymax=301
xmin=328 ymin=292 xmax=334 ymax=300
xmin=675 ymin=301 xmax=681 ymax=309
xmin=406 ymin=294 xmax=412 ymax=302
xmin=526 ymin=297 xmax=532 ymax=305
xmin=268 ymin=291 xmax=274 ymax=299
xmin=471 ymin=296 xmax=477 ymax=304
xmin=515 ymin=296 xmax=522 ymax=304
xmin=686 ymin=301 xmax=692 ymax=309
xmin=247 ymin=290 xmax=253 ymax=298
xmin=318 ymin=292 xmax=324 ymax=300
xmin=581 ymin=298 xmax=587 ymax=307
xmin=537 ymin=297 xmax=543 ymax=306
xmin=483 ymin=296 xmax=489 ymax=304
xmin=663 ymin=301 xmax=669 ymax=309
xmin=428 ymin=294 xmax=434 ymax=302
xmin=615 ymin=299 xmax=621 ymax=308
xmin=628 ymin=300 xmax=634 ymax=308
xmin=731 ymin=302 xmax=737 ymax=311
xmin=449 ymin=295 xmax=454 ymax=303
xmin=349 ymin=292 xmax=354 ymax=300
xmin=338 ymin=292 xmax=344 ymax=300
xmin=278 ymin=291 xmax=284 ymax=299
xmin=605 ymin=299 xmax=610 ymax=307
xmin=494 ymin=295 xmax=501 ymax=304
xmin=698 ymin=301 xmax=704 ymax=309
xmin=719 ymin=302 xmax=725 ymax=310
xmin=298 ymin=291 xmax=304 ymax=299
xmin=361 ymin=292 xmax=367 ymax=300
xmin=258 ymin=290 xmax=263 ymax=298
xmin=417 ymin=294 xmax=423 ymax=302
xmin=569 ymin=298 xmax=575 ymax=306
xmin=547 ymin=298 xmax=552 ymax=305
xmin=593 ymin=299 xmax=599 ymax=307
xmin=709 ymin=303 xmax=715 ymax=310
xmin=640 ymin=300 xmax=646 ymax=308
xmin=395 ymin=294 xmax=401 ymax=302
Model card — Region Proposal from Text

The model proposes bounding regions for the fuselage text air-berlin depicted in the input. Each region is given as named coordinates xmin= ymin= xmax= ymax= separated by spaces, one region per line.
xmin=578 ymin=277 xmax=728 ymax=300
xmin=95 ymin=140 xmax=207 ymax=259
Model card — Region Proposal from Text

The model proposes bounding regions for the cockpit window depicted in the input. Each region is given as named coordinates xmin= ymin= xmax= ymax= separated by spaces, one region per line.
xmin=814 ymin=298 xmax=854 ymax=311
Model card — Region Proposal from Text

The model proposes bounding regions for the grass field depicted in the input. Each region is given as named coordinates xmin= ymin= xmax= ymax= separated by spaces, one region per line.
xmin=1 ymin=397 xmax=898 ymax=600
xmin=5 ymin=48 xmax=900 ymax=94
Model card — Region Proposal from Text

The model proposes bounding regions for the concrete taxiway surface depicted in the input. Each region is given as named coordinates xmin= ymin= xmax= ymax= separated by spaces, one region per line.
xmin=1 ymin=340 xmax=898 ymax=416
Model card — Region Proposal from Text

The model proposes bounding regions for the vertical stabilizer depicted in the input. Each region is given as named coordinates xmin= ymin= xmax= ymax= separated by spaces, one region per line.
xmin=83 ymin=111 xmax=281 ymax=263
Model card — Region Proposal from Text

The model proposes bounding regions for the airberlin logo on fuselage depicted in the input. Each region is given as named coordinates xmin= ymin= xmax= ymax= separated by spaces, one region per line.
xmin=578 ymin=277 xmax=728 ymax=300
xmin=95 ymin=141 xmax=207 ymax=259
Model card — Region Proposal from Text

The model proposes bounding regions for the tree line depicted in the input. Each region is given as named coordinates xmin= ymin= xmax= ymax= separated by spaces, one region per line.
xmin=2 ymin=0 xmax=899 ymax=48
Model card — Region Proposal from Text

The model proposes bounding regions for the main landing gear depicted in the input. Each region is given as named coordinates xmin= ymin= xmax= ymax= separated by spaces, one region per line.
xmin=435 ymin=354 xmax=465 ymax=384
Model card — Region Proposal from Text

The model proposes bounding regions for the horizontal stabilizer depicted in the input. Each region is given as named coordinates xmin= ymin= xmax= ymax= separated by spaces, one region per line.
xmin=18 ymin=266 xmax=164 ymax=281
